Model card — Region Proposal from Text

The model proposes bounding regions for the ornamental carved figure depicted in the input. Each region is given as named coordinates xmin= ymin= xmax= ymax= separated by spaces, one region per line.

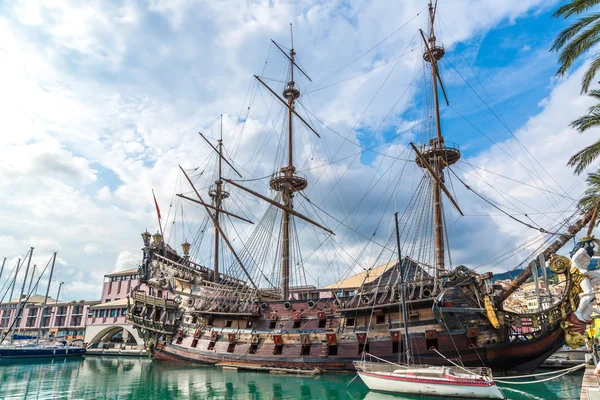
xmin=555 ymin=237 xmax=600 ymax=348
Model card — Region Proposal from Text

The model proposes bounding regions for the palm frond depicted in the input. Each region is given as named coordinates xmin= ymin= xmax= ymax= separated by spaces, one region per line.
xmin=551 ymin=12 xmax=600 ymax=52
xmin=578 ymin=171 xmax=600 ymax=210
xmin=571 ymin=111 xmax=600 ymax=132
xmin=567 ymin=138 xmax=600 ymax=174
xmin=556 ymin=19 xmax=600 ymax=78
xmin=554 ymin=0 xmax=600 ymax=18
xmin=582 ymin=56 xmax=600 ymax=92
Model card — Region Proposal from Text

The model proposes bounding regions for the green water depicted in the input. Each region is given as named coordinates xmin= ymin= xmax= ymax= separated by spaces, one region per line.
xmin=0 ymin=357 xmax=584 ymax=399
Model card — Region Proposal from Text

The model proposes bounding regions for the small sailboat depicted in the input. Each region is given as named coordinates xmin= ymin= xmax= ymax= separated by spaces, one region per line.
xmin=0 ymin=250 xmax=85 ymax=359
xmin=354 ymin=214 xmax=505 ymax=399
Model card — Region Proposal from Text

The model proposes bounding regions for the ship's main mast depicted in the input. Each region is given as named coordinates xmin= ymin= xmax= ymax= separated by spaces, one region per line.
xmin=415 ymin=1 xmax=460 ymax=273
xmin=269 ymin=27 xmax=308 ymax=300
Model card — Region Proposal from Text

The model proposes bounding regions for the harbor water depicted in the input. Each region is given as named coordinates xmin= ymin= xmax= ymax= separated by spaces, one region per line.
xmin=0 ymin=357 xmax=584 ymax=399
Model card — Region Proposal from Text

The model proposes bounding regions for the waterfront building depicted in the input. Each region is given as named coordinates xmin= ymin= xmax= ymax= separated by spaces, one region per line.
xmin=0 ymin=295 xmax=99 ymax=340
xmin=84 ymin=268 xmax=145 ymax=348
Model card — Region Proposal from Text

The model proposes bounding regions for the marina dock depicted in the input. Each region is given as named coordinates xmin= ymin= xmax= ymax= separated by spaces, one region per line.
xmin=581 ymin=366 xmax=600 ymax=400
xmin=86 ymin=348 xmax=147 ymax=357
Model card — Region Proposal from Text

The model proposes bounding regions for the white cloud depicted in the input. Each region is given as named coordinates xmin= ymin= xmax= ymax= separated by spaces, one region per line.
xmin=114 ymin=251 xmax=139 ymax=272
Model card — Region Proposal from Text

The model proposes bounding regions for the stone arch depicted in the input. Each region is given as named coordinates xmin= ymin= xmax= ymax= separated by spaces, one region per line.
xmin=86 ymin=325 xmax=143 ymax=346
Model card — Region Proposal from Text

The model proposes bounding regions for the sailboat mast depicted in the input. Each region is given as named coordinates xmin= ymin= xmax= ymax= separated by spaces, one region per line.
xmin=0 ymin=257 xmax=6 ymax=284
xmin=37 ymin=252 xmax=57 ymax=344
xmin=12 ymin=248 xmax=33 ymax=344
xmin=395 ymin=213 xmax=411 ymax=366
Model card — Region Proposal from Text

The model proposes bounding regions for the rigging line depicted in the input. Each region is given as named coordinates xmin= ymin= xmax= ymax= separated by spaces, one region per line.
xmin=447 ymin=104 xmax=577 ymax=225
xmin=302 ymin=46 xmax=421 ymax=95
xmin=302 ymin=49 xmax=423 ymax=237
xmin=457 ymin=160 xmax=575 ymax=200
xmin=448 ymin=167 xmax=566 ymax=236
xmin=297 ymin=75 xmax=423 ymax=162
xmin=454 ymin=162 xmax=559 ymax=224
xmin=225 ymin=214 xmax=277 ymax=289
xmin=307 ymin=5 xmax=428 ymax=88
xmin=464 ymin=210 xmax=579 ymax=217
xmin=441 ymin=57 xmax=576 ymax=208
xmin=297 ymin=191 xmax=394 ymax=253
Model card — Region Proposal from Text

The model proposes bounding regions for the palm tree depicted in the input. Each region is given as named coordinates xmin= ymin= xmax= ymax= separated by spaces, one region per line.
xmin=567 ymin=90 xmax=600 ymax=173
xmin=552 ymin=1 xmax=600 ymax=173
xmin=551 ymin=0 xmax=600 ymax=94
xmin=578 ymin=169 xmax=600 ymax=212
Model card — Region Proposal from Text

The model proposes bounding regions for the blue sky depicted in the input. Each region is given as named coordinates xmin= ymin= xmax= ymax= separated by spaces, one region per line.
xmin=1 ymin=0 xmax=599 ymax=300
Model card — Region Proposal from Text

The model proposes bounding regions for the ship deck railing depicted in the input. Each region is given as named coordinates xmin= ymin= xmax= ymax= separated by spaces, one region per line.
xmin=152 ymin=253 xmax=248 ymax=287
xmin=133 ymin=292 xmax=177 ymax=309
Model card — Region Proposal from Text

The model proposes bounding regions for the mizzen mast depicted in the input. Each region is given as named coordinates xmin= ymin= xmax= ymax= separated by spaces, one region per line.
xmin=415 ymin=1 xmax=460 ymax=273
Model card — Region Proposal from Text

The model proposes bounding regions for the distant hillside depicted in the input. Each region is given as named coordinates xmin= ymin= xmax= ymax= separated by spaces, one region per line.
xmin=492 ymin=258 xmax=599 ymax=281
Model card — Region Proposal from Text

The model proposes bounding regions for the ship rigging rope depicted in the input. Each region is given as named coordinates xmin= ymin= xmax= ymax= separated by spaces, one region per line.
xmin=493 ymin=363 xmax=585 ymax=385
xmin=439 ymin=49 xmax=577 ymax=214
xmin=448 ymin=167 xmax=568 ymax=236
xmin=306 ymin=5 xmax=428 ymax=89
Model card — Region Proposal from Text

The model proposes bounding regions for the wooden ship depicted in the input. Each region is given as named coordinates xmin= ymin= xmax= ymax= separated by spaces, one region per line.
xmin=128 ymin=2 xmax=596 ymax=373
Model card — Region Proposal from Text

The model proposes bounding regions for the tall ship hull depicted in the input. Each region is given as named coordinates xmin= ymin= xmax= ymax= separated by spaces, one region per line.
xmin=129 ymin=211 xmax=590 ymax=373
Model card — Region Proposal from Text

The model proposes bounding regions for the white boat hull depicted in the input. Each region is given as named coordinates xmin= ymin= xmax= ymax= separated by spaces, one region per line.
xmin=358 ymin=371 xmax=505 ymax=399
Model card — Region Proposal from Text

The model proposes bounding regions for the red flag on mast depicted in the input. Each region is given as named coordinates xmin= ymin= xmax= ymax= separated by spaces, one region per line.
xmin=152 ymin=189 xmax=161 ymax=220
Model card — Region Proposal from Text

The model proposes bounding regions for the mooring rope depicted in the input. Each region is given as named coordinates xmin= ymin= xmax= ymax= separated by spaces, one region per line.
xmin=494 ymin=363 xmax=585 ymax=385
xmin=496 ymin=363 xmax=586 ymax=380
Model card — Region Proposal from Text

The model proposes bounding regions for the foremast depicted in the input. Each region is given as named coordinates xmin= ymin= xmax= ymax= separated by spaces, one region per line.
xmin=415 ymin=1 xmax=461 ymax=275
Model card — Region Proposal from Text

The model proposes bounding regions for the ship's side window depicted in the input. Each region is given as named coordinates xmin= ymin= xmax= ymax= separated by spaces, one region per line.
xmin=426 ymin=337 xmax=438 ymax=350
xmin=191 ymin=339 xmax=198 ymax=348
xmin=207 ymin=341 xmax=215 ymax=351
xmin=376 ymin=313 xmax=385 ymax=324
xmin=318 ymin=319 xmax=326 ymax=328
xmin=227 ymin=343 xmax=235 ymax=353
xmin=301 ymin=343 xmax=311 ymax=356
xmin=346 ymin=318 xmax=355 ymax=327
xmin=392 ymin=341 xmax=399 ymax=354
xmin=328 ymin=344 xmax=338 ymax=356
xmin=269 ymin=320 xmax=277 ymax=329
xmin=249 ymin=342 xmax=259 ymax=354
xmin=293 ymin=319 xmax=301 ymax=329
xmin=225 ymin=320 xmax=232 ymax=328
xmin=176 ymin=336 xmax=183 ymax=345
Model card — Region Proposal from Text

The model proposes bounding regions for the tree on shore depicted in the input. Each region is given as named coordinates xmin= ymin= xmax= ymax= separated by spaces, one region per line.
xmin=578 ymin=169 xmax=600 ymax=212
xmin=552 ymin=1 xmax=600 ymax=173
